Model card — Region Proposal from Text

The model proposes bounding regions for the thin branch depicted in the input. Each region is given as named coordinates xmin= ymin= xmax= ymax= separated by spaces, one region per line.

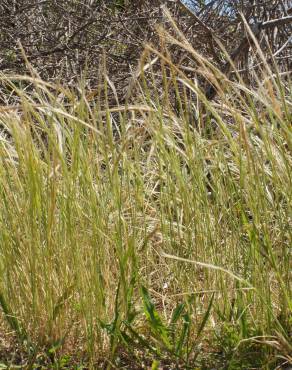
xmin=206 ymin=15 xmax=292 ymax=100
xmin=261 ymin=15 xmax=292 ymax=29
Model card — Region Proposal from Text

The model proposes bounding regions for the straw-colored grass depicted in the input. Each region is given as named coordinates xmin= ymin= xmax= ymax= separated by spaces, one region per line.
xmin=0 ymin=19 xmax=291 ymax=369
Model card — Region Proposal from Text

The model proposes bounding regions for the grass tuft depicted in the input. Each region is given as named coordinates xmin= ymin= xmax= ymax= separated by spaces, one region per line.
xmin=0 ymin=23 xmax=291 ymax=369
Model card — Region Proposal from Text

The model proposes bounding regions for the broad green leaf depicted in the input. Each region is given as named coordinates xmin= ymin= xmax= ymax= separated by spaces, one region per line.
xmin=196 ymin=293 xmax=215 ymax=339
xmin=141 ymin=285 xmax=171 ymax=349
